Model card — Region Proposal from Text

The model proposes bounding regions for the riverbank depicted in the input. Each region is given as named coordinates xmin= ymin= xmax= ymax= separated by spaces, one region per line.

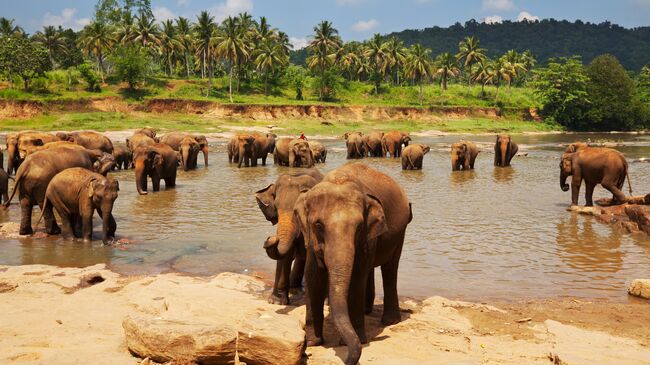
xmin=0 ymin=264 xmax=648 ymax=364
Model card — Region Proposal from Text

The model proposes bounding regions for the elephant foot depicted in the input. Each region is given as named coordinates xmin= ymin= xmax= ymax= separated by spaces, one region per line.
xmin=365 ymin=306 xmax=373 ymax=315
xmin=306 ymin=336 xmax=323 ymax=347
xmin=268 ymin=292 xmax=289 ymax=305
xmin=19 ymin=226 xmax=34 ymax=236
xmin=46 ymin=226 xmax=62 ymax=235
xmin=381 ymin=310 xmax=402 ymax=326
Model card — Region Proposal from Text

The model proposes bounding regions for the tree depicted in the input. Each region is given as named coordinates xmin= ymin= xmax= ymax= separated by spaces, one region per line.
xmin=434 ymin=52 xmax=459 ymax=92
xmin=0 ymin=36 xmax=50 ymax=90
xmin=386 ymin=37 xmax=407 ymax=85
xmin=337 ymin=42 xmax=361 ymax=80
xmin=284 ymin=65 xmax=307 ymax=100
xmin=33 ymin=26 xmax=68 ymax=68
xmin=159 ymin=20 xmax=182 ymax=76
xmin=193 ymin=11 xmax=215 ymax=79
xmin=78 ymin=21 xmax=113 ymax=82
xmin=492 ymin=57 xmax=512 ymax=101
xmin=132 ymin=14 xmax=161 ymax=47
xmin=472 ymin=59 xmax=495 ymax=94
xmin=175 ymin=17 xmax=194 ymax=78
xmin=532 ymin=57 xmax=590 ymax=130
xmin=213 ymin=16 xmax=251 ymax=102
xmin=404 ymin=44 xmax=433 ymax=105
xmin=254 ymin=38 xmax=288 ymax=95
xmin=110 ymin=44 xmax=149 ymax=90
xmin=306 ymin=21 xmax=341 ymax=101
xmin=364 ymin=33 xmax=390 ymax=94
xmin=0 ymin=18 xmax=24 ymax=36
xmin=456 ymin=36 xmax=485 ymax=87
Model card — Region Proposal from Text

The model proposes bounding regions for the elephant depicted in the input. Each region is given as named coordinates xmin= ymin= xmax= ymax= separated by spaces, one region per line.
xmin=133 ymin=143 xmax=178 ymax=195
xmin=252 ymin=133 xmax=276 ymax=166
xmin=56 ymin=131 xmax=114 ymax=154
xmin=344 ymin=132 xmax=366 ymax=159
xmin=494 ymin=134 xmax=518 ymax=167
xmin=294 ymin=163 xmax=412 ymax=365
xmin=382 ymin=131 xmax=411 ymax=158
xmin=160 ymin=132 xmax=210 ymax=167
xmin=0 ymin=146 xmax=3 ymax=170
xmin=310 ymin=141 xmax=327 ymax=163
xmin=274 ymin=138 xmax=315 ymax=168
xmin=112 ymin=146 xmax=132 ymax=170
xmin=401 ymin=144 xmax=431 ymax=170
xmin=133 ymin=127 xmax=157 ymax=139
xmin=256 ymin=169 xmax=324 ymax=305
xmin=37 ymin=168 xmax=119 ymax=244
xmin=451 ymin=140 xmax=480 ymax=171
xmin=565 ymin=141 xmax=589 ymax=153
xmin=179 ymin=136 xmax=200 ymax=171
xmin=7 ymin=131 xmax=59 ymax=174
xmin=364 ymin=131 xmax=384 ymax=157
xmin=0 ymin=168 xmax=11 ymax=204
xmin=126 ymin=133 xmax=156 ymax=153
xmin=21 ymin=141 xmax=83 ymax=157
xmin=228 ymin=134 xmax=257 ymax=168
xmin=560 ymin=147 xmax=632 ymax=206
xmin=4 ymin=146 xmax=116 ymax=235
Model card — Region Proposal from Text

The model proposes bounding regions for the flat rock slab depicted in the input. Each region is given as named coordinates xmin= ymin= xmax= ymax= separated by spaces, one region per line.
xmin=629 ymin=279 xmax=650 ymax=300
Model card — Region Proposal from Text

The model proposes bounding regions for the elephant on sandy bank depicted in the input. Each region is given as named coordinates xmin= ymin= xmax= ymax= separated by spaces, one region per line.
xmin=294 ymin=163 xmax=412 ymax=365
xmin=451 ymin=140 xmax=480 ymax=171
xmin=494 ymin=134 xmax=518 ymax=167
xmin=133 ymin=144 xmax=178 ymax=195
xmin=345 ymin=132 xmax=366 ymax=159
xmin=401 ymin=144 xmax=430 ymax=170
xmin=364 ymin=131 xmax=384 ymax=157
xmin=256 ymin=169 xmax=324 ymax=305
xmin=382 ymin=131 xmax=411 ymax=158
xmin=274 ymin=138 xmax=315 ymax=168
xmin=56 ymin=131 xmax=114 ymax=154
xmin=560 ymin=147 xmax=632 ymax=206
xmin=37 ymin=168 xmax=119 ymax=244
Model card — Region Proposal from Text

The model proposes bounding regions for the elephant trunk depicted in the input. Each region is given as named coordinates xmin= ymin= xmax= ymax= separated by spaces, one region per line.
xmin=135 ymin=160 xmax=147 ymax=195
xmin=181 ymin=147 xmax=190 ymax=171
xmin=202 ymin=145 xmax=209 ymax=166
xmin=560 ymin=171 xmax=570 ymax=192
xmin=6 ymin=145 xmax=15 ymax=175
xmin=238 ymin=144 xmax=245 ymax=168
xmin=101 ymin=202 xmax=114 ymax=244
xmin=265 ymin=211 xmax=298 ymax=259
xmin=499 ymin=141 xmax=508 ymax=167
xmin=327 ymin=252 xmax=361 ymax=365
xmin=451 ymin=154 xmax=458 ymax=171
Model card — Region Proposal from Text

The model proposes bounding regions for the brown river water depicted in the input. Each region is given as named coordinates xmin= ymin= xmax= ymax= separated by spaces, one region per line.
xmin=1 ymin=133 xmax=650 ymax=301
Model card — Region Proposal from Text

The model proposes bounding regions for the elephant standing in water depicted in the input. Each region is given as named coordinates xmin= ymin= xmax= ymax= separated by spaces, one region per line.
xmin=37 ymin=168 xmax=119 ymax=244
xmin=401 ymin=144 xmax=430 ymax=170
xmin=274 ymin=138 xmax=315 ymax=168
xmin=228 ymin=134 xmax=257 ymax=168
xmin=178 ymin=136 xmax=200 ymax=171
xmin=160 ymin=132 xmax=210 ymax=167
xmin=251 ymin=133 xmax=276 ymax=166
xmin=560 ymin=147 xmax=632 ymax=206
xmin=364 ymin=131 xmax=384 ymax=157
xmin=451 ymin=140 xmax=480 ymax=171
xmin=494 ymin=134 xmax=518 ymax=167
xmin=345 ymin=132 xmax=366 ymax=159
xmin=295 ymin=163 xmax=412 ymax=365
xmin=382 ymin=131 xmax=411 ymax=158
xmin=56 ymin=131 xmax=114 ymax=154
xmin=309 ymin=141 xmax=327 ymax=163
xmin=0 ymin=168 xmax=11 ymax=204
xmin=256 ymin=169 xmax=324 ymax=304
xmin=133 ymin=144 xmax=178 ymax=195
xmin=7 ymin=131 xmax=59 ymax=175
xmin=112 ymin=146 xmax=132 ymax=170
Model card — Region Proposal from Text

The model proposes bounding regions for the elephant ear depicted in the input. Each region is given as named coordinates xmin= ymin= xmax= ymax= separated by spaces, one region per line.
xmin=422 ymin=146 xmax=431 ymax=155
xmin=294 ymin=192 xmax=311 ymax=243
xmin=343 ymin=132 xmax=350 ymax=140
xmin=365 ymin=194 xmax=387 ymax=240
xmin=255 ymin=184 xmax=278 ymax=224
xmin=87 ymin=180 xmax=95 ymax=198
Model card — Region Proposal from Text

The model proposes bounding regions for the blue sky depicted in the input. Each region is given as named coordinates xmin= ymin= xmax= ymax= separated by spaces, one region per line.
xmin=2 ymin=0 xmax=649 ymax=48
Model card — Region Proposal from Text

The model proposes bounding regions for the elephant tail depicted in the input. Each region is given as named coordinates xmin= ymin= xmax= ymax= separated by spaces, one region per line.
xmin=3 ymin=172 xmax=22 ymax=209
xmin=34 ymin=196 xmax=48 ymax=229
xmin=406 ymin=153 xmax=414 ymax=169
xmin=626 ymin=168 xmax=633 ymax=195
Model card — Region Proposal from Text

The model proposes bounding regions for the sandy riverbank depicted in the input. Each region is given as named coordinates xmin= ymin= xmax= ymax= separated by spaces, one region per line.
xmin=0 ymin=264 xmax=649 ymax=364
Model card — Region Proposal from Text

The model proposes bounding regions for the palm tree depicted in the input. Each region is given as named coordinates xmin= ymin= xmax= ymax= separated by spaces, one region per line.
xmin=456 ymin=36 xmax=486 ymax=88
xmin=306 ymin=21 xmax=341 ymax=101
xmin=520 ymin=50 xmax=537 ymax=72
xmin=502 ymin=50 xmax=526 ymax=92
xmin=132 ymin=15 xmax=161 ymax=47
xmin=472 ymin=59 xmax=495 ymax=95
xmin=175 ymin=17 xmax=194 ymax=78
xmin=386 ymin=37 xmax=407 ymax=85
xmin=0 ymin=18 xmax=24 ymax=36
xmin=434 ymin=52 xmax=460 ymax=93
xmin=254 ymin=38 xmax=288 ymax=95
xmin=404 ymin=44 xmax=433 ymax=105
xmin=492 ymin=57 xmax=512 ymax=101
xmin=115 ymin=11 xmax=137 ymax=45
xmin=363 ymin=33 xmax=390 ymax=94
xmin=193 ymin=11 xmax=215 ymax=79
xmin=276 ymin=31 xmax=292 ymax=55
xmin=253 ymin=16 xmax=276 ymax=43
xmin=78 ymin=21 xmax=114 ymax=82
xmin=33 ymin=26 xmax=68 ymax=68
xmin=213 ymin=16 xmax=251 ymax=102
xmin=337 ymin=43 xmax=361 ymax=81
xmin=159 ymin=20 xmax=182 ymax=76
xmin=642 ymin=63 xmax=650 ymax=77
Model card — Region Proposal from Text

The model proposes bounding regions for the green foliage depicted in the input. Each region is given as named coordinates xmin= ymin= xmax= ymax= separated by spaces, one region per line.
xmin=312 ymin=68 xmax=342 ymax=101
xmin=532 ymin=57 xmax=590 ymax=130
xmin=0 ymin=35 xmax=50 ymax=90
xmin=283 ymin=65 xmax=308 ymax=100
xmin=78 ymin=63 xmax=101 ymax=92
xmin=110 ymin=44 xmax=149 ymax=89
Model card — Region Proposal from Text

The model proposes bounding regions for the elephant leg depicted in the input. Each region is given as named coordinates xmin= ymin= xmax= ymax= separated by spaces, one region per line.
xmin=380 ymin=236 xmax=404 ymax=326
xmin=41 ymin=201 xmax=61 ymax=235
xmin=290 ymin=243 xmax=306 ymax=291
xmin=571 ymin=176 xmax=582 ymax=206
xmin=262 ymin=156 xmax=267 ymax=166
xmin=81 ymin=212 xmax=93 ymax=243
xmin=152 ymin=176 xmax=161 ymax=192
xmin=365 ymin=270 xmax=375 ymax=315
xmin=305 ymin=249 xmax=327 ymax=347
xmin=585 ymin=182 xmax=596 ymax=207
xmin=58 ymin=212 xmax=75 ymax=241
xmin=164 ymin=176 xmax=176 ymax=188
xmin=72 ymin=214 xmax=83 ymax=238
xmin=19 ymin=197 xmax=34 ymax=235
xmin=602 ymin=181 xmax=627 ymax=205
xmin=269 ymin=257 xmax=292 ymax=305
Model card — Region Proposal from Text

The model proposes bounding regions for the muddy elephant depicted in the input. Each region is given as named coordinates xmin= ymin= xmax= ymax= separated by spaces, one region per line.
xmin=7 ymin=131 xmax=59 ymax=175
xmin=56 ymin=131 xmax=114 ymax=154
xmin=294 ymin=163 xmax=412 ymax=365
xmin=179 ymin=136 xmax=200 ymax=171
xmin=494 ymin=134 xmax=518 ymax=167
xmin=451 ymin=140 xmax=480 ymax=171
xmin=0 ymin=168 xmax=11 ymax=204
xmin=160 ymin=132 xmax=210 ymax=167
xmin=126 ymin=133 xmax=156 ymax=153
xmin=37 ymin=168 xmax=119 ymax=244
xmin=382 ymin=131 xmax=411 ymax=158
xmin=112 ymin=146 xmax=132 ymax=170
xmin=133 ymin=143 xmax=178 ymax=195
xmin=274 ymin=138 xmax=315 ymax=168
xmin=256 ymin=169 xmax=324 ymax=305
xmin=21 ymin=141 xmax=84 ymax=158
xmin=310 ymin=141 xmax=327 ymax=163
xmin=4 ymin=147 xmax=116 ymax=235
xmin=364 ymin=131 xmax=384 ymax=157
xmin=228 ymin=134 xmax=257 ymax=168
xmin=565 ymin=141 xmax=589 ymax=153
xmin=560 ymin=147 xmax=632 ymax=206
xmin=344 ymin=132 xmax=366 ymax=159
xmin=402 ymin=144 xmax=430 ymax=170
xmin=133 ymin=127 xmax=157 ymax=139
xmin=252 ymin=133 xmax=276 ymax=166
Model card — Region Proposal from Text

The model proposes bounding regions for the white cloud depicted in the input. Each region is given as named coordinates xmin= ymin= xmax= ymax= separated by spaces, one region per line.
xmin=210 ymin=0 xmax=254 ymax=22
xmin=153 ymin=7 xmax=176 ymax=22
xmin=517 ymin=11 xmax=539 ymax=22
xmin=483 ymin=15 xmax=503 ymax=24
xmin=482 ymin=0 xmax=515 ymax=11
xmin=177 ymin=0 xmax=190 ymax=5
xmin=352 ymin=19 xmax=379 ymax=32
xmin=42 ymin=8 xmax=90 ymax=31
xmin=290 ymin=37 xmax=309 ymax=50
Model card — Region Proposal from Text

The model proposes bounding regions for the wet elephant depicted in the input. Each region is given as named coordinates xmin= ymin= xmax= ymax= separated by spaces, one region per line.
xmin=38 ymin=168 xmax=119 ymax=244
xmin=274 ymin=138 xmax=315 ymax=168
xmin=256 ymin=169 xmax=324 ymax=304
xmin=344 ymin=132 xmax=366 ymax=159
xmin=112 ymin=146 xmax=132 ymax=170
xmin=126 ymin=133 xmax=156 ymax=153
xmin=0 ymin=168 xmax=10 ymax=204
xmin=310 ymin=141 xmax=327 ymax=163
xmin=364 ymin=131 xmax=384 ymax=157
xmin=4 ymin=146 xmax=116 ymax=235
xmin=451 ymin=140 xmax=480 ymax=171
xmin=8 ymin=131 xmax=59 ymax=174
xmin=179 ymin=136 xmax=200 ymax=171
xmin=382 ymin=131 xmax=411 ymax=158
xmin=133 ymin=143 xmax=178 ymax=195
xmin=56 ymin=131 xmax=114 ymax=154
xmin=133 ymin=127 xmax=157 ymax=139
xmin=401 ymin=144 xmax=430 ymax=170
xmin=565 ymin=141 xmax=589 ymax=153
xmin=294 ymin=163 xmax=412 ymax=365
xmin=228 ymin=134 xmax=256 ymax=168
xmin=560 ymin=147 xmax=632 ymax=206
xmin=494 ymin=134 xmax=518 ymax=167
xmin=21 ymin=141 xmax=84 ymax=158
xmin=160 ymin=132 xmax=209 ymax=167
xmin=252 ymin=133 xmax=276 ymax=166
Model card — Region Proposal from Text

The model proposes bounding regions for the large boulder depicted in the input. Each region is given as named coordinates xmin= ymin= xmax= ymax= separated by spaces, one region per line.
xmin=629 ymin=279 xmax=650 ymax=300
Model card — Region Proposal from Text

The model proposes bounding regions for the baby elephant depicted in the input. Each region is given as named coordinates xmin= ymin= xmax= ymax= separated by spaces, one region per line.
xmin=39 ymin=168 xmax=119 ymax=244
xmin=451 ymin=140 xmax=480 ymax=171
xmin=401 ymin=144 xmax=430 ymax=170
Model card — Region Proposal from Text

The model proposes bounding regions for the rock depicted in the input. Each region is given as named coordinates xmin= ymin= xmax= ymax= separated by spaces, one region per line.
xmin=624 ymin=205 xmax=650 ymax=234
xmin=567 ymin=205 xmax=602 ymax=215
xmin=237 ymin=315 xmax=305 ymax=365
xmin=628 ymin=279 xmax=650 ymax=300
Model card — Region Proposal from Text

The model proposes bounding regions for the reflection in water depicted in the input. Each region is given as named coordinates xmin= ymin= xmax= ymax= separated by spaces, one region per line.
xmin=493 ymin=166 xmax=515 ymax=183
xmin=450 ymin=170 xmax=477 ymax=185
xmin=19 ymin=238 xmax=112 ymax=268
xmin=401 ymin=169 xmax=425 ymax=183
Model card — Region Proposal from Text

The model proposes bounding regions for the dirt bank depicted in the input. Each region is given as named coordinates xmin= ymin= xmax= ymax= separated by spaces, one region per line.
xmin=0 ymin=264 xmax=648 ymax=364
xmin=0 ymin=97 xmax=536 ymax=122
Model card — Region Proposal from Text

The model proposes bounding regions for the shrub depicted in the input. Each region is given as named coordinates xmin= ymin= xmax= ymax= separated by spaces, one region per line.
xmin=110 ymin=44 xmax=149 ymax=90
xmin=78 ymin=63 xmax=101 ymax=92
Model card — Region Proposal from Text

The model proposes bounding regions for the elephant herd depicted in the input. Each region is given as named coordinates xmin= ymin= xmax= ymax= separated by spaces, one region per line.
xmin=227 ymin=132 xmax=328 ymax=168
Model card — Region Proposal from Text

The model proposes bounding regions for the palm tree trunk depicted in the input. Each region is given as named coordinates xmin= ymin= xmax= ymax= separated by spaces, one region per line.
xmin=207 ymin=49 xmax=212 ymax=97
xmin=229 ymin=65 xmax=234 ymax=103
xmin=201 ymin=50 xmax=206 ymax=79
xmin=264 ymin=73 xmax=268 ymax=96
xmin=97 ymin=50 xmax=105 ymax=84
xmin=419 ymin=83 xmax=423 ymax=106
xmin=185 ymin=52 xmax=190 ymax=78
xmin=495 ymin=84 xmax=500 ymax=101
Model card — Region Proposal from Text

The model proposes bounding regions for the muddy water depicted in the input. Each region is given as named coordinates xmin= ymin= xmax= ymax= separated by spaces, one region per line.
xmin=1 ymin=133 xmax=650 ymax=301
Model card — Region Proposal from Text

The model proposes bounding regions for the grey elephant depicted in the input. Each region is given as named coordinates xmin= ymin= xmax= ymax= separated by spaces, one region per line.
xmin=344 ymin=132 xmax=366 ymax=159
xmin=0 ymin=168 xmax=12 ymax=204
xmin=364 ymin=131 xmax=384 ymax=157
xmin=494 ymin=134 xmax=518 ymax=167
xmin=401 ymin=144 xmax=430 ymax=170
